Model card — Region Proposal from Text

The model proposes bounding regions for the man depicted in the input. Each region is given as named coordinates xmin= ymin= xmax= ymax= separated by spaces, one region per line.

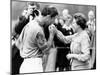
xmin=12 ymin=2 xmax=41 ymax=74
xmin=15 ymin=5 xmax=58 ymax=73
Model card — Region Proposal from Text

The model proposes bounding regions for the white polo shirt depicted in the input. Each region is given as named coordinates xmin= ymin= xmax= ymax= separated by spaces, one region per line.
xmin=16 ymin=20 xmax=45 ymax=58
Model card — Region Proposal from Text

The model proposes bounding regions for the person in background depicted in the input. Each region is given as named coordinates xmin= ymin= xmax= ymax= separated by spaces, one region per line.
xmin=62 ymin=9 xmax=69 ymax=19
xmin=53 ymin=13 xmax=91 ymax=70
xmin=40 ymin=5 xmax=59 ymax=72
xmin=87 ymin=10 xmax=95 ymax=32
xmin=14 ymin=2 xmax=41 ymax=35
xmin=26 ymin=2 xmax=41 ymax=21
xmin=62 ymin=14 xmax=72 ymax=30
xmin=87 ymin=10 xmax=96 ymax=69
xmin=54 ymin=9 xmax=74 ymax=71
xmin=56 ymin=9 xmax=69 ymax=28
xmin=54 ymin=9 xmax=73 ymax=35
xmin=15 ymin=5 xmax=58 ymax=73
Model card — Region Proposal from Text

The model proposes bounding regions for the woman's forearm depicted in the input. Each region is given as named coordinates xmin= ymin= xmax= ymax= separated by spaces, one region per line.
xmin=72 ymin=53 xmax=90 ymax=62
xmin=56 ymin=30 xmax=72 ymax=44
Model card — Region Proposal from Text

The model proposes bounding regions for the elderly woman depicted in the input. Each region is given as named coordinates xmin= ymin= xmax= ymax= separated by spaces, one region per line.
xmin=52 ymin=13 xmax=91 ymax=70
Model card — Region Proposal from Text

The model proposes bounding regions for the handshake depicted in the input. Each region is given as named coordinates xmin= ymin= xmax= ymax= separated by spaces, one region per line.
xmin=49 ymin=24 xmax=57 ymax=35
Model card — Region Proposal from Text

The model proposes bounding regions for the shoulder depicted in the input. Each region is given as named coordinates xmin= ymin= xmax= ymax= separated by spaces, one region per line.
xmin=26 ymin=20 xmax=43 ymax=35
xmin=28 ymin=20 xmax=41 ymax=30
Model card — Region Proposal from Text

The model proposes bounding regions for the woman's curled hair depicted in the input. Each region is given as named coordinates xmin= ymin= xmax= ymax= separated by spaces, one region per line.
xmin=74 ymin=13 xmax=87 ymax=30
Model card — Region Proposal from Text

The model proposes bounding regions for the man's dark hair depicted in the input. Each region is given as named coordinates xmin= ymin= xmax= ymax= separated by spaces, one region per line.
xmin=74 ymin=13 xmax=87 ymax=30
xmin=41 ymin=6 xmax=58 ymax=18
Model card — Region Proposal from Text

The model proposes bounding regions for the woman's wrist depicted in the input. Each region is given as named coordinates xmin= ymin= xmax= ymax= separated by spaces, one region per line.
xmin=71 ymin=54 xmax=79 ymax=59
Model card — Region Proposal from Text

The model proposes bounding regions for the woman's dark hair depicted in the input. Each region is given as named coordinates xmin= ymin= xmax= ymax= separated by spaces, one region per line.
xmin=74 ymin=13 xmax=87 ymax=30
xmin=41 ymin=6 xmax=58 ymax=18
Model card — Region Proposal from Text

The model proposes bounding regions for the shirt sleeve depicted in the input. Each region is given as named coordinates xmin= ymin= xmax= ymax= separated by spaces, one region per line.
xmin=56 ymin=29 xmax=76 ymax=44
xmin=56 ymin=30 xmax=72 ymax=44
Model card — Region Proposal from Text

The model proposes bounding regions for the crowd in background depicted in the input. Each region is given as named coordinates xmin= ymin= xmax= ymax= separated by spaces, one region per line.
xmin=11 ymin=2 xmax=96 ymax=74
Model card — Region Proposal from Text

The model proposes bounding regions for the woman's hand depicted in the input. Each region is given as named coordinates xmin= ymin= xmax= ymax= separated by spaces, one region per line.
xmin=66 ymin=54 xmax=74 ymax=60
xmin=49 ymin=24 xmax=57 ymax=35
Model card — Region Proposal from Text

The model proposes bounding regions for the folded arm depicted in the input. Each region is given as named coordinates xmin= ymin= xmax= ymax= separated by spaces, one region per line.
xmin=71 ymin=35 xmax=90 ymax=62
xmin=36 ymin=31 xmax=54 ymax=54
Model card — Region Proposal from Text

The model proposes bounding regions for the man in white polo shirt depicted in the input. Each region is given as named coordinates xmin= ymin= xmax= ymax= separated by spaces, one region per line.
xmin=15 ymin=5 xmax=58 ymax=73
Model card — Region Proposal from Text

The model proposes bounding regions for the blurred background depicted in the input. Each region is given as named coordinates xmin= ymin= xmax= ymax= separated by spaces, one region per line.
xmin=11 ymin=1 xmax=96 ymax=35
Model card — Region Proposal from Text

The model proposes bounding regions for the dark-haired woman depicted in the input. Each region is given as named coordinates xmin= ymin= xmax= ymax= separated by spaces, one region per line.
xmin=54 ymin=13 xmax=91 ymax=70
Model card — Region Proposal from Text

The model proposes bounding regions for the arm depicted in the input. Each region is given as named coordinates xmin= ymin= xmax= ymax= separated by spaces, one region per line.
xmin=36 ymin=28 xmax=55 ymax=54
xmin=56 ymin=29 xmax=74 ymax=44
